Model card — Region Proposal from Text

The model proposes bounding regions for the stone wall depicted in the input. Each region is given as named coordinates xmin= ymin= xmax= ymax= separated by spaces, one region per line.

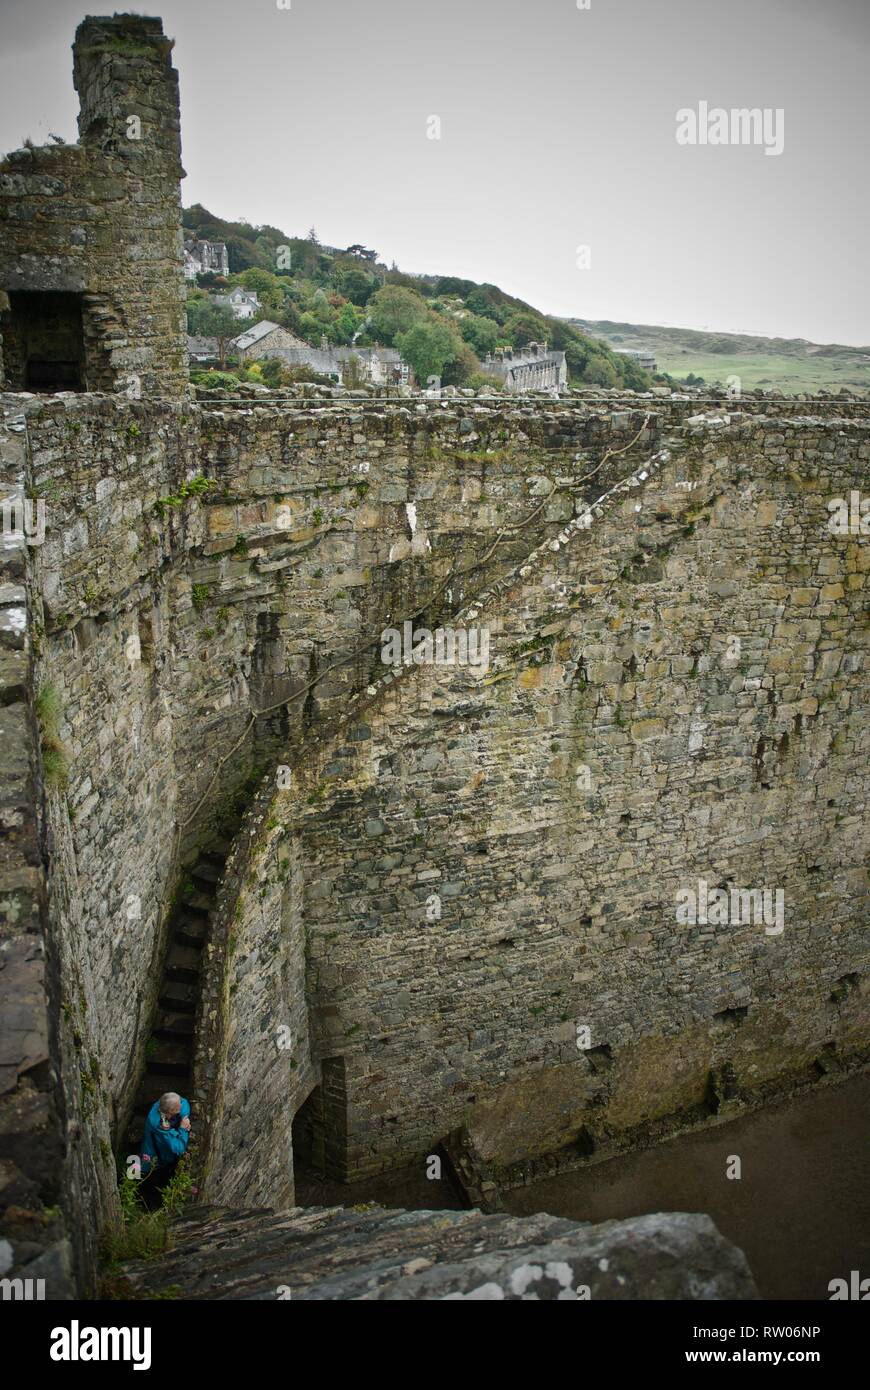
xmin=4 ymin=384 xmax=868 ymax=1285
xmin=0 ymin=404 xmax=116 ymax=1299
xmin=196 ymin=810 xmax=313 ymax=1207
xmin=10 ymin=391 xmax=656 ymax=1203
xmin=205 ymin=411 xmax=869 ymax=1187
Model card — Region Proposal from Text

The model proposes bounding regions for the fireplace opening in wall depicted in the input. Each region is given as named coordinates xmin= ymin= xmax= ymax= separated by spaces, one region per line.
xmin=3 ymin=290 xmax=86 ymax=392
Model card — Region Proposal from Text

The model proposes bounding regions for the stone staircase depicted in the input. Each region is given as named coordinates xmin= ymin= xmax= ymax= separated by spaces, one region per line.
xmin=117 ymin=1204 xmax=758 ymax=1300
xmin=123 ymin=840 xmax=230 ymax=1159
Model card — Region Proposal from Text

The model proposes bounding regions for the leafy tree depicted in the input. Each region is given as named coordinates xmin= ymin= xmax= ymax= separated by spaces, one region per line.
xmin=466 ymin=286 xmax=511 ymax=324
xmin=369 ymin=285 xmax=429 ymax=344
xmin=187 ymin=302 xmax=240 ymax=368
xmin=396 ymin=319 xmax=462 ymax=385
xmin=276 ymin=302 xmax=306 ymax=339
xmin=503 ymin=310 xmax=548 ymax=348
xmin=297 ymin=311 xmax=322 ymax=344
xmin=237 ymin=268 xmax=282 ymax=296
xmin=435 ymin=276 xmax=477 ymax=298
xmin=585 ymin=354 xmax=619 ymax=388
xmin=336 ymin=267 xmax=377 ymax=306
xmin=335 ymin=302 xmax=363 ymax=344
xmin=617 ymin=356 xmax=651 ymax=390
xmin=459 ymin=313 xmax=500 ymax=358
xmin=224 ymin=236 xmax=260 ymax=273
xmin=466 ymin=371 xmax=504 ymax=392
xmin=258 ymin=357 xmax=285 ymax=388
xmin=441 ymin=338 xmax=478 ymax=386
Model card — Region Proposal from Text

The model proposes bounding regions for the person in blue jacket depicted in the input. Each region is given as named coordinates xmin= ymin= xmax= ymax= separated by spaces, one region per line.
xmin=140 ymin=1092 xmax=191 ymax=1205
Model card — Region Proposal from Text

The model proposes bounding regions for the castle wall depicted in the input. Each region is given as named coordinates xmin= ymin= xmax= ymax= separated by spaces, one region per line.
xmin=4 ymin=8 xmax=866 ymax=1302
xmin=206 ymin=413 xmax=869 ymax=1188
xmin=0 ymin=16 xmax=188 ymax=398
xmin=5 ymin=381 xmax=869 ymax=1274
xmin=12 ymin=393 xmax=648 ymax=1198
xmin=0 ymin=406 xmax=117 ymax=1298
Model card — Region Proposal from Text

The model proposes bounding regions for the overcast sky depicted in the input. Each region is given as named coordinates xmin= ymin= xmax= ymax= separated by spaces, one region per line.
xmin=1 ymin=0 xmax=868 ymax=345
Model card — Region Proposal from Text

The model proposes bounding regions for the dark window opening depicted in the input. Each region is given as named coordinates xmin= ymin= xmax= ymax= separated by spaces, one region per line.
xmin=4 ymin=291 xmax=85 ymax=392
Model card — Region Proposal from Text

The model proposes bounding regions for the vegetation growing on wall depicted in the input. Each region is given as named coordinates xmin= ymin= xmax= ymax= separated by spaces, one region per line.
xmin=35 ymin=682 xmax=69 ymax=789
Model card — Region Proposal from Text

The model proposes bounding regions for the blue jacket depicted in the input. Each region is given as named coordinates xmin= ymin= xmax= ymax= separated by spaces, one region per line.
xmin=141 ymin=1096 xmax=191 ymax=1172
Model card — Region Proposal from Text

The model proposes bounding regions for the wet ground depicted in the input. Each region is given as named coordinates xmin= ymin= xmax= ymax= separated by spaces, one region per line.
xmin=296 ymin=1071 xmax=870 ymax=1300
xmin=502 ymin=1072 xmax=870 ymax=1300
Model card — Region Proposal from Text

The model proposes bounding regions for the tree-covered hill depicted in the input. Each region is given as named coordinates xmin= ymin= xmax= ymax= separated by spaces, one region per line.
xmin=182 ymin=204 xmax=652 ymax=390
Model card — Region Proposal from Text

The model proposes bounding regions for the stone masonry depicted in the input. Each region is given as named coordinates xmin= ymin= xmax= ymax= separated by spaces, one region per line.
xmin=0 ymin=15 xmax=187 ymax=398
xmin=0 ymin=14 xmax=867 ymax=1299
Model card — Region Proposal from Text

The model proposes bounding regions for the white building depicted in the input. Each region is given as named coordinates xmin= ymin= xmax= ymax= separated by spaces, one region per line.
xmin=211 ymin=288 xmax=261 ymax=320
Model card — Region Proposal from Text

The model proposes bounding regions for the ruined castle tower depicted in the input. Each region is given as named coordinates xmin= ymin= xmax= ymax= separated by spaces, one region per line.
xmin=0 ymin=14 xmax=188 ymax=398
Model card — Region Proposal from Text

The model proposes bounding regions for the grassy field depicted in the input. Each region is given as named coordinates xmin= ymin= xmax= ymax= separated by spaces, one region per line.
xmin=566 ymin=319 xmax=870 ymax=396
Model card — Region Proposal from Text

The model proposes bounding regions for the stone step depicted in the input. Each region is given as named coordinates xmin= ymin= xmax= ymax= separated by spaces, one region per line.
xmin=176 ymin=909 xmax=208 ymax=936
xmin=202 ymin=844 xmax=230 ymax=866
xmin=146 ymin=1039 xmax=193 ymax=1069
xmin=174 ymin=923 xmax=206 ymax=950
xmin=158 ymin=983 xmax=197 ymax=1012
xmin=152 ymin=1011 xmax=195 ymax=1040
xmin=192 ymin=861 xmax=221 ymax=886
xmin=165 ymin=943 xmax=202 ymax=973
xmin=165 ymin=964 xmax=199 ymax=986
xmin=182 ymin=890 xmax=214 ymax=915
xmin=145 ymin=1054 xmax=190 ymax=1079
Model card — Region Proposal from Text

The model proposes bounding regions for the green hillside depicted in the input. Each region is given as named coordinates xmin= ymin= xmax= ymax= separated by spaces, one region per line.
xmin=182 ymin=205 xmax=653 ymax=390
xmin=565 ymin=319 xmax=870 ymax=396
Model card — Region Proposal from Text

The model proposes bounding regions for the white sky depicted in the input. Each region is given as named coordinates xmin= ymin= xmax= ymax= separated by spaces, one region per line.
xmin=1 ymin=0 xmax=868 ymax=345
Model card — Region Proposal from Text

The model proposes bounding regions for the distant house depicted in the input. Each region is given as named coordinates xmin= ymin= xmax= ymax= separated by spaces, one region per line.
xmin=183 ymin=238 xmax=230 ymax=279
xmin=231 ymin=320 xmax=309 ymax=361
xmin=334 ymin=346 xmax=410 ymax=387
xmin=483 ymin=341 xmax=567 ymax=393
xmin=211 ymin=288 xmax=261 ymax=320
xmin=615 ymin=348 xmax=657 ymax=372
xmin=186 ymin=335 xmax=219 ymax=363
xmin=230 ymin=322 xmax=411 ymax=384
